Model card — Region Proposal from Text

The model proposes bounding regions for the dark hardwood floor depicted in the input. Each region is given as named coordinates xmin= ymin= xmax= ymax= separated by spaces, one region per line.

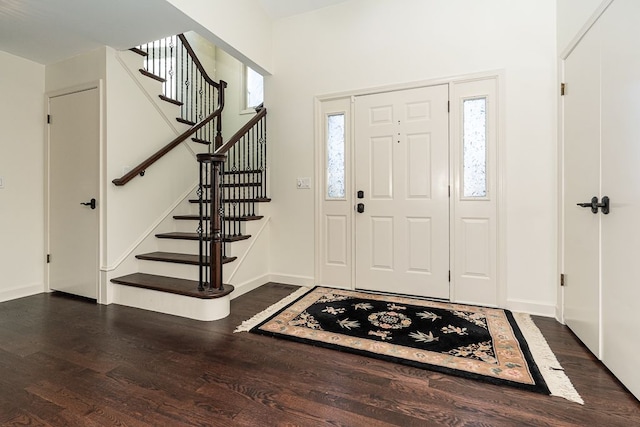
xmin=0 ymin=283 xmax=637 ymax=426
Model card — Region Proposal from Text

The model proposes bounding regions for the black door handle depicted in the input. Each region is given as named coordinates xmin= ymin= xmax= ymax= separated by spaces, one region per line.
xmin=599 ymin=196 xmax=610 ymax=214
xmin=357 ymin=203 xmax=365 ymax=213
xmin=577 ymin=196 xmax=609 ymax=214
xmin=577 ymin=196 xmax=599 ymax=214
xmin=81 ymin=198 xmax=96 ymax=209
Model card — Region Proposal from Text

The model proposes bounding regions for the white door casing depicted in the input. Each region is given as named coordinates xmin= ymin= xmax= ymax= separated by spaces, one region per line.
xmin=354 ymin=85 xmax=450 ymax=299
xmin=49 ymin=87 xmax=100 ymax=299
xmin=316 ymin=74 xmax=500 ymax=306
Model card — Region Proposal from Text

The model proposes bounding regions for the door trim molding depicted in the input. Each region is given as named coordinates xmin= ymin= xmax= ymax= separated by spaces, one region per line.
xmin=559 ymin=0 xmax=614 ymax=60
xmin=314 ymin=71 xmax=506 ymax=307
xmin=44 ymin=80 xmax=105 ymax=301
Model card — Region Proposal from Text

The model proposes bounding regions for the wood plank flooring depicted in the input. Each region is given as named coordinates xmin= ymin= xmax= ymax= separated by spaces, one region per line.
xmin=0 ymin=283 xmax=638 ymax=426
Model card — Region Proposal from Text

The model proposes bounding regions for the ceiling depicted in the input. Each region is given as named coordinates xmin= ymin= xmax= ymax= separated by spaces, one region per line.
xmin=0 ymin=0 xmax=350 ymax=65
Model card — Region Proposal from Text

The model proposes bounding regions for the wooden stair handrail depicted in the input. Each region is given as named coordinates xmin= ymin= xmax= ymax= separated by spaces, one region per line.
xmin=178 ymin=34 xmax=219 ymax=89
xmin=112 ymin=81 xmax=227 ymax=186
xmin=215 ymin=107 xmax=267 ymax=155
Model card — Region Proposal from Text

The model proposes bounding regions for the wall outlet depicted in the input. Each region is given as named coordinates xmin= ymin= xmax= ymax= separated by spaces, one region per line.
xmin=296 ymin=177 xmax=311 ymax=189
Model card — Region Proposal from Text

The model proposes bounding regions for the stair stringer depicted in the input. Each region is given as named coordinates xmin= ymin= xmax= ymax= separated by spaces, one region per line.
xmin=105 ymin=183 xmax=197 ymax=295
xmin=114 ymin=49 xmax=209 ymax=159
xmin=104 ymin=46 xmax=202 ymax=299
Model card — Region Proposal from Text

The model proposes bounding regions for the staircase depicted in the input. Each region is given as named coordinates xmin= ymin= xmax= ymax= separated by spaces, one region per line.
xmin=109 ymin=34 xmax=269 ymax=320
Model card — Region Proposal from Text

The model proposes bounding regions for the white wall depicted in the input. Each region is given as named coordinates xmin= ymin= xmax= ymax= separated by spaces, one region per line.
xmin=104 ymin=48 xmax=200 ymax=289
xmin=215 ymin=47 xmax=258 ymax=139
xmin=0 ymin=51 xmax=46 ymax=301
xmin=166 ymin=0 xmax=273 ymax=74
xmin=557 ymin=0 xmax=609 ymax=53
xmin=268 ymin=0 xmax=559 ymax=314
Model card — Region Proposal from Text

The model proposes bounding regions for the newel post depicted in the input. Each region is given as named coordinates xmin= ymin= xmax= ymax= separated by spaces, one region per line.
xmin=197 ymin=153 xmax=227 ymax=291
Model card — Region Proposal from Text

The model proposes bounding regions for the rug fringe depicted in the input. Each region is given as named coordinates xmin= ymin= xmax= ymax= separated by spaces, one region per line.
xmin=514 ymin=312 xmax=584 ymax=404
xmin=234 ymin=286 xmax=312 ymax=333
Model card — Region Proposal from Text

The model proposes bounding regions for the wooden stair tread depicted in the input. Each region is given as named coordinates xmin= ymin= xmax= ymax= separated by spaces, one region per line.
xmin=173 ymin=215 xmax=264 ymax=221
xmin=159 ymin=95 xmax=183 ymax=106
xmin=191 ymin=137 xmax=212 ymax=145
xmin=189 ymin=197 xmax=271 ymax=204
xmin=129 ymin=47 xmax=148 ymax=57
xmin=177 ymin=117 xmax=196 ymax=126
xmin=139 ymin=69 xmax=165 ymax=83
xmin=110 ymin=273 xmax=233 ymax=299
xmin=135 ymin=251 xmax=236 ymax=265
xmin=220 ymin=182 xmax=262 ymax=188
xmin=155 ymin=232 xmax=251 ymax=242
xmin=223 ymin=169 xmax=262 ymax=175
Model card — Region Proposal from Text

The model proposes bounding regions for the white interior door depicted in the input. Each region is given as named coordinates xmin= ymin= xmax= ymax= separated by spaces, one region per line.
xmin=49 ymin=88 xmax=100 ymax=299
xmin=563 ymin=22 xmax=602 ymax=357
xmin=563 ymin=0 xmax=640 ymax=400
xmin=599 ymin=0 xmax=640 ymax=400
xmin=354 ymin=85 xmax=449 ymax=298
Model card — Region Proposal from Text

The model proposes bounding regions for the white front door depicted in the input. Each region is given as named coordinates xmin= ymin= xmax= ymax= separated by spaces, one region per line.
xmin=49 ymin=88 xmax=100 ymax=299
xmin=354 ymin=85 xmax=449 ymax=298
xmin=562 ymin=21 xmax=602 ymax=357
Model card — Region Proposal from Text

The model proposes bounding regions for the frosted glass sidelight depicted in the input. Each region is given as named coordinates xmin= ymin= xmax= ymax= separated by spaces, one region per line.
xmin=463 ymin=98 xmax=487 ymax=198
xmin=327 ymin=114 xmax=346 ymax=199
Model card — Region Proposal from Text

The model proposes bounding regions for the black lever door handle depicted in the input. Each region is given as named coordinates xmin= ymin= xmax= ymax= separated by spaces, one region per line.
xmin=577 ymin=196 xmax=599 ymax=214
xmin=357 ymin=203 xmax=365 ymax=213
xmin=81 ymin=198 xmax=96 ymax=209
xmin=577 ymin=196 xmax=610 ymax=214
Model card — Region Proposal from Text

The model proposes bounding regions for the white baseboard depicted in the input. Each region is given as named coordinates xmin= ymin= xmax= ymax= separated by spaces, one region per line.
xmin=111 ymin=283 xmax=230 ymax=321
xmin=229 ymin=274 xmax=271 ymax=300
xmin=0 ymin=283 xmax=45 ymax=303
xmin=506 ymin=298 xmax=556 ymax=318
xmin=230 ymin=273 xmax=314 ymax=300
xmin=267 ymin=273 xmax=315 ymax=287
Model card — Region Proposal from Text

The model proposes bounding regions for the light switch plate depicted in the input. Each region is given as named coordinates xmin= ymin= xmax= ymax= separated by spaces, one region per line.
xmin=296 ymin=177 xmax=311 ymax=189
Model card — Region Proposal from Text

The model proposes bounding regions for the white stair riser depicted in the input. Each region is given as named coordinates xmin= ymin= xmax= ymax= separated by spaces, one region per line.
xmin=156 ymin=236 xmax=247 ymax=259
xmin=173 ymin=219 xmax=248 ymax=235
xmin=137 ymin=259 xmax=237 ymax=283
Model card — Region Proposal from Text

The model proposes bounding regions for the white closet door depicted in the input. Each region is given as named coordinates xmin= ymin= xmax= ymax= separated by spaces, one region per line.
xmin=599 ymin=0 xmax=640 ymax=400
xmin=49 ymin=88 xmax=100 ymax=299
xmin=562 ymin=21 xmax=602 ymax=358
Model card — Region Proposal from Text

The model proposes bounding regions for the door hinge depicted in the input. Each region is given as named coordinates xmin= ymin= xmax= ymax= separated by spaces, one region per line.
xmin=47 ymin=114 xmax=51 ymax=124
xmin=560 ymin=83 xmax=566 ymax=96
xmin=448 ymin=270 xmax=451 ymax=282
xmin=47 ymin=254 xmax=51 ymax=263
xmin=448 ymin=185 xmax=451 ymax=197
xmin=447 ymin=100 xmax=450 ymax=112
xmin=560 ymin=273 xmax=565 ymax=286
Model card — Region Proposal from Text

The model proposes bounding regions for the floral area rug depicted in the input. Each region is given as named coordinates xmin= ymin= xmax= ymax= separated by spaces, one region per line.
xmin=236 ymin=286 xmax=583 ymax=404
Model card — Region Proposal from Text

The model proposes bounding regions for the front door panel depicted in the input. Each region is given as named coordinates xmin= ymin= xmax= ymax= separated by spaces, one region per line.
xmin=355 ymin=85 xmax=449 ymax=298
